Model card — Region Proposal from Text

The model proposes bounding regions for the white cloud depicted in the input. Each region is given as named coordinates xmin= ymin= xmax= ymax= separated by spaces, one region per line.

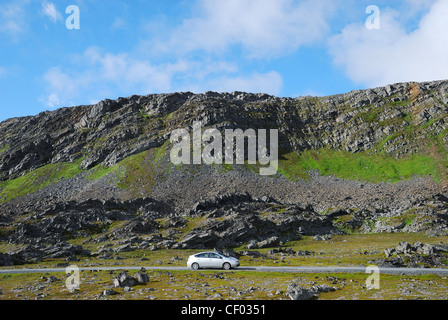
xmin=403 ymin=0 xmax=436 ymax=17
xmin=84 ymin=48 xmax=179 ymax=93
xmin=44 ymin=67 xmax=80 ymax=96
xmin=42 ymin=48 xmax=188 ymax=108
xmin=42 ymin=47 xmax=284 ymax=109
xmin=206 ymin=72 xmax=283 ymax=95
xmin=154 ymin=0 xmax=335 ymax=58
xmin=328 ymin=0 xmax=448 ymax=87
xmin=45 ymin=93 xmax=61 ymax=109
xmin=44 ymin=0 xmax=343 ymax=108
xmin=42 ymin=2 xmax=62 ymax=23
xmin=0 ymin=1 xmax=28 ymax=36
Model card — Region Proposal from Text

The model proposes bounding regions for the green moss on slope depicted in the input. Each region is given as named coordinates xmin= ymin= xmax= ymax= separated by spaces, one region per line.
xmin=0 ymin=158 xmax=84 ymax=203
xmin=278 ymin=149 xmax=440 ymax=183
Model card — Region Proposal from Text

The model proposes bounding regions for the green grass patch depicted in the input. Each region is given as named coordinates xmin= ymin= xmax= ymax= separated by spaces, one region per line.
xmin=115 ymin=140 xmax=170 ymax=195
xmin=360 ymin=109 xmax=381 ymax=123
xmin=277 ymin=151 xmax=312 ymax=181
xmin=0 ymin=158 xmax=84 ymax=204
xmin=87 ymin=140 xmax=171 ymax=186
xmin=86 ymin=164 xmax=122 ymax=181
xmin=115 ymin=152 xmax=149 ymax=190
xmin=278 ymin=149 xmax=440 ymax=183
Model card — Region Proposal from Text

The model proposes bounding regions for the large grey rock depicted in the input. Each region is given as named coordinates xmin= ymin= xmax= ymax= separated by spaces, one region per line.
xmin=113 ymin=272 xmax=137 ymax=288
xmin=287 ymin=283 xmax=337 ymax=300
xmin=134 ymin=272 xmax=149 ymax=285
xmin=396 ymin=242 xmax=414 ymax=255
xmin=102 ymin=289 xmax=117 ymax=296
xmin=257 ymin=236 xmax=280 ymax=249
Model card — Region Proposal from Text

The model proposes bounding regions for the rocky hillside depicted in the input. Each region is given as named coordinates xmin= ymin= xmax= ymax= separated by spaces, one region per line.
xmin=2 ymin=80 xmax=448 ymax=179
xmin=2 ymin=80 xmax=448 ymax=260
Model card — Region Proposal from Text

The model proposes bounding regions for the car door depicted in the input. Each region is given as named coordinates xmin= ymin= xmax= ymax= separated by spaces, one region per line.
xmin=195 ymin=253 xmax=209 ymax=268
xmin=208 ymin=253 xmax=223 ymax=268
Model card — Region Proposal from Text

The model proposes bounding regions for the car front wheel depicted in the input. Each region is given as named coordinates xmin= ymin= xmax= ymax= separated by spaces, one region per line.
xmin=222 ymin=262 xmax=231 ymax=270
xmin=191 ymin=262 xmax=200 ymax=270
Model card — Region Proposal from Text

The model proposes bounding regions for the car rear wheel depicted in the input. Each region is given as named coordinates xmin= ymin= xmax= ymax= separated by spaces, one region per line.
xmin=191 ymin=262 xmax=200 ymax=270
xmin=222 ymin=262 xmax=231 ymax=270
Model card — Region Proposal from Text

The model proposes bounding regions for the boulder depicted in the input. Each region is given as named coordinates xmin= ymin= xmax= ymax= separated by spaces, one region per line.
xmin=239 ymin=250 xmax=264 ymax=258
xmin=246 ymin=240 xmax=258 ymax=250
xmin=113 ymin=271 xmax=150 ymax=287
xmin=257 ymin=236 xmax=280 ymax=249
xmin=102 ymin=289 xmax=117 ymax=296
xmin=134 ymin=272 xmax=149 ymax=284
xmin=113 ymin=272 xmax=137 ymax=288
xmin=286 ymin=283 xmax=337 ymax=300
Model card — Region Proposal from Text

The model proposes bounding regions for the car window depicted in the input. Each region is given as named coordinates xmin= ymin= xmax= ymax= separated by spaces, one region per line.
xmin=195 ymin=253 xmax=207 ymax=258
xmin=209 ymin=253 xmax=221 ymax=259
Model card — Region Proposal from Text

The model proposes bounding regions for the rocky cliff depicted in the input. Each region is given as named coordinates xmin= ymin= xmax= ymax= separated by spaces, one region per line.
xmin=2 ymin=80 xmax=448 ymax=180
xmin=1 ymin=80 xmax=448 ymax=258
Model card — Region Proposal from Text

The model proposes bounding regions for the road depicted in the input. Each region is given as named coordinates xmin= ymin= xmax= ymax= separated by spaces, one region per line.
xmin=1 ymin=265 xmax=448 ymax=276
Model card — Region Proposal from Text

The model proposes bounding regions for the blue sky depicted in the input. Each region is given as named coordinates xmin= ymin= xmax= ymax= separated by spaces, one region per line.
xmin=0 ymin=0 xmax=447 ymax=122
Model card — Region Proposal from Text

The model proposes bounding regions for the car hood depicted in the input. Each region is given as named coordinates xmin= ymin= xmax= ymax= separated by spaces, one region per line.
xmin=226 ymin=257 xmax=239 ymax=261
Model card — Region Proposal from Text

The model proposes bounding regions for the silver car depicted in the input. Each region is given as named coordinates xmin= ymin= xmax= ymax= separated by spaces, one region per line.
xmin=187 ymin=251 xmax=240 ymax=270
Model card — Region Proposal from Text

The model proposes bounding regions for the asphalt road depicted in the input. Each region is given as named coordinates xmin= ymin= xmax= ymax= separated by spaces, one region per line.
xmin=1 ymin=265 xmax=448 ymax=276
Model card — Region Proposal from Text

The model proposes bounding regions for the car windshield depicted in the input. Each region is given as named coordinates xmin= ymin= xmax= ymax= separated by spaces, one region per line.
xmin=195 ymin=252 xmax=230 ymax=258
